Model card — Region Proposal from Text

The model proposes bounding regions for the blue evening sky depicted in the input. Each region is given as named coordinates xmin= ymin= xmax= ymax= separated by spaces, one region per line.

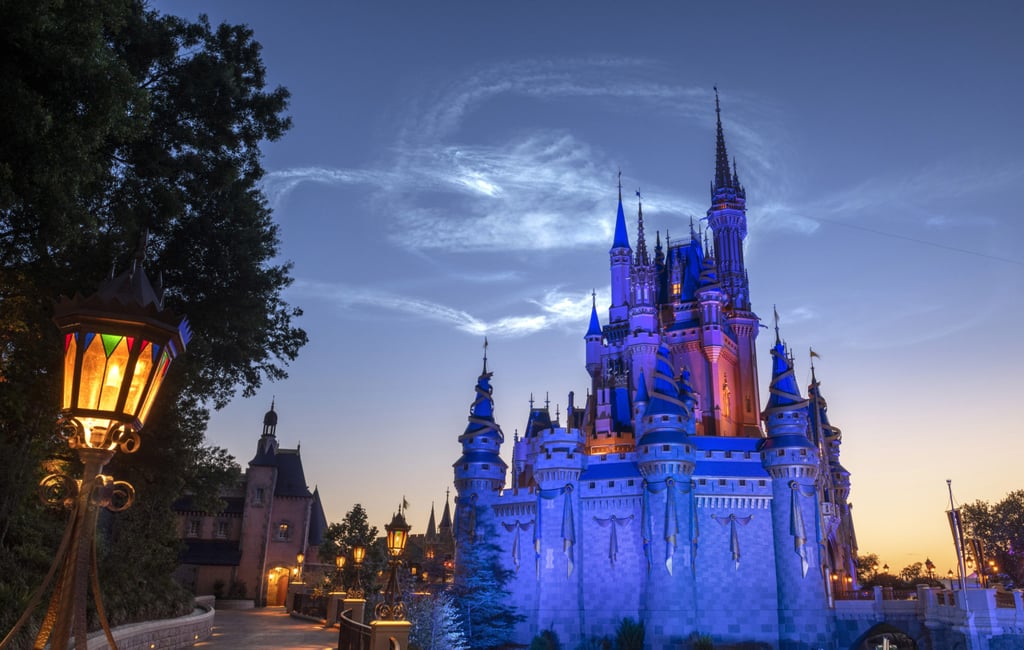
xmin=155 ymin=1 xmax=1023 ymax=573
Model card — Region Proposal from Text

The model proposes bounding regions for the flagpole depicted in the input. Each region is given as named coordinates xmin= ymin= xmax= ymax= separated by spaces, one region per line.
xmin=946 ymin=480 xmax=968 ymax=593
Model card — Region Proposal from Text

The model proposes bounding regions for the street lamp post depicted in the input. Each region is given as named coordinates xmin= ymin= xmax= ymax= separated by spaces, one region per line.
xmin=375 ymin=510 xmax=411 ymax=620
xmin=335 ymin=554 xmax=347 ymax=592
xmin=0 ymin=249 xmax=190 ymax=650
xmin=296 ymin=552 xmax=305 ymax=583
xmin=348 ymin=544 xmax=366 ymax=598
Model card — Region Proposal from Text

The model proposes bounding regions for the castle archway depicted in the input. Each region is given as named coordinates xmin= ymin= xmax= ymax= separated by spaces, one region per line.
xmin=852 ymin=622 xmax=918 ymax=649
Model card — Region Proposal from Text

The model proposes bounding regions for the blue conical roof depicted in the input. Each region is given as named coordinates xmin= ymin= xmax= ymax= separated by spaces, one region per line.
xmin=459 ymin=366 xmax=503 ymax=443
xmin=610 ymin=194 xmax=631 ymax=252
xmin=635 ymin=372 xmax=649 ymax=404
xmin=644 ymin=344 xmax=687 ymax=418
xmin=765 ymin=340 xmax=805 ymax=412
xmin=585 ymin=297 xmax=602 ymax=337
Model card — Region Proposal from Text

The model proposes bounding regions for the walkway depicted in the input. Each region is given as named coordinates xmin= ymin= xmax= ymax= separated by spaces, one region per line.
xmin=193 ymin=607 xmax=338 ymax=650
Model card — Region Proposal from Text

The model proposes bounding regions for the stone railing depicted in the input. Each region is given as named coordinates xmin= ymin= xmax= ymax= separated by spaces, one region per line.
xmin=86 ymin=597 xmax=214 ymax=649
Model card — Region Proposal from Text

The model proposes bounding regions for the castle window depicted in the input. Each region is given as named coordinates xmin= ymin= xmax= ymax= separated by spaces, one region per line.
xmin=627 ymin=480 xmax=635 ymax=486
xmin=699 ymin=479 xmax=707 ymax=486
xmin=705 ymin=450 xmax=712 ymax=458
xmin=187 ymin=519 xmax=201 ymax=538
xmin=744 ymin=452 xmax=751 ymax=459
xmin=662 ymin=445 xmax=670 ymax=451
xmin=215 ymin=520 xmax=229 ymax=539
xmin=739 ymin=480 xmax=746 ymax=486
xmin=589 ymin=482 xmax=596 ymax=489
xmin=758 ymin=480 xmax=766 ymax=487
xmin=608 ymin=481 xmax=615 ymax=487
xmin=483 ymin=464 xmax=490 ymax=470
xmin=724 ymin=451 xmax=732 ymax=458
xmin=800 ymin=449 xmax=807 ymax=456
xmin=718 ymin=479 xmax=727 ymax=486
xmin=276 ymin=523 xmax=290 ymax=541
xmin=253 ymin=487 xmax=265 ymax=506
xmin=777 ymin=450 xmax=785 ymax=457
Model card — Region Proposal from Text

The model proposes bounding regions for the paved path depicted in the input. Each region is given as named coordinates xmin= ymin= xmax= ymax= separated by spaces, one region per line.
xmin=194 ymin=607 xmax=338 ymax=649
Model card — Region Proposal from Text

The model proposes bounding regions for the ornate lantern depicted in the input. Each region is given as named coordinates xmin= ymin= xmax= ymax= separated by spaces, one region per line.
xmin=53 ymin=256 xmax=190 ymax=452
xmin=348 ymin=545 xmax=367 ymax=598
xmin=376 ymin=510 xmax=411 ymax=620
xmin=0 ymin=250 xmax=190 ymax=650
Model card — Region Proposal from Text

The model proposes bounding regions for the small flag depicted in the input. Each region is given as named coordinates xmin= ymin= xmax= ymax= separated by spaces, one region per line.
xmin=810 ymin=348 xmax=821 ymax=359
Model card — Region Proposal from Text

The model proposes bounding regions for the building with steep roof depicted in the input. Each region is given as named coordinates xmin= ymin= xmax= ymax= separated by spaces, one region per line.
xmin=173 ymin=403 xmax=327 ymax=605
xmin=451 ymin=91 xmax=859 ymax=649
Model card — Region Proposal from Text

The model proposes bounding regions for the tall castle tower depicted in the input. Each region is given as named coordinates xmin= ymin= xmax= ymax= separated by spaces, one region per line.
xmin=451 ymin=90 xmax=858 ymax=649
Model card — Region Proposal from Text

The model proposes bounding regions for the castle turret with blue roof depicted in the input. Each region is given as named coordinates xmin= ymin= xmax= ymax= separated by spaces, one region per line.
xmin=759 ymin=330 xmax=833 ymax=647
xmin=450 ymin=89 xmax=859 ymax=649
xmin=453 ymin=345 xmax=507 ymax=498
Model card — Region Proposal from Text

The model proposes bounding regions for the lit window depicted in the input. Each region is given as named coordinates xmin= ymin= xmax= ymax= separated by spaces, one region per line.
xmin=276 ymin=523 xmax=290 ymax=541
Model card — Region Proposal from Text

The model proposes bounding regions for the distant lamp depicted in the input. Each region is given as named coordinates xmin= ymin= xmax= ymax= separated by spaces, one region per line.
xmin=386 ymin=511 xmax=411 ymax=558
xmin=336 ymin=555 xmax=346 ymax=569
xmin=348 ymin=545 xmax=366 ymax=599
xmin=296 ymin=552 xmax=305 ymax=582
xmin=882 ymin=563 xmax=889 ymax=574
xmin=0 ymin=245 xmax=190 ymax=650
xmin=376 ymin=510 xmax=412 ymax=620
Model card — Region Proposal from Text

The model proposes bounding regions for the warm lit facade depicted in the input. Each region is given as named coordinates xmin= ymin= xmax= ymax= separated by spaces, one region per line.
xmin=173 ymin=404 xmax=327 ymax=605
xmin=452 ymin=93 xmax=859 ymax=649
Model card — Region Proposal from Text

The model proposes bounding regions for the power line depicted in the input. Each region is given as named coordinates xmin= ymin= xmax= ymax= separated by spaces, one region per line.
xmin=804 ymin=214 xmax=1024 ymax=267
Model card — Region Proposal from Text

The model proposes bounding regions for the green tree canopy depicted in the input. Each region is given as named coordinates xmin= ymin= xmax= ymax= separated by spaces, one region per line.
xmin=0 ymin=0 xmax=304 ymax=636
xmin=961 ymin=490 xmax=1024 ymax=588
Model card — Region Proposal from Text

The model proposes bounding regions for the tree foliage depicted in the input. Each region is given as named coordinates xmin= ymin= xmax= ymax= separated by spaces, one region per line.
xmin=321 ymin=504 xmax=385 ymax=592
xmin=961 ymin=490 xmax=1024 ymax=588
xmin=0 ymin=0 xmax=304 ymax=636
xmin=451 ymin=507 xmax=523 ymax=650
xmin=408 ymin=591 xmax=468 ymax=650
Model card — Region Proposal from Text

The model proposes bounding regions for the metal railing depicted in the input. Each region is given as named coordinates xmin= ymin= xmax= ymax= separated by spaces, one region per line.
xmin=338 ymin=608 xmax=371 ymax=650
xmin=292 ymin=592 xmax=328 ymax=620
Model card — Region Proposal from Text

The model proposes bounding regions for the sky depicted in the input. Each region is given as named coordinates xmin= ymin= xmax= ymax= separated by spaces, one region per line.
xmin=155 ymin=1 xmax=1024 ymax=576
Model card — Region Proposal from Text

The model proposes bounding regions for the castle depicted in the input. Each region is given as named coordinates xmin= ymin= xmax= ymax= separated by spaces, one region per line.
xmin=452 ymin=93 xmax=859 ymax=649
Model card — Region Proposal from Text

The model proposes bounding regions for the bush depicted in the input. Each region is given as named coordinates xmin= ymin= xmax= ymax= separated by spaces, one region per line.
xmin=614 ymin=618 xmax=644 ymax=650
xmin=530 ymin=629 xmax=561 ymax=650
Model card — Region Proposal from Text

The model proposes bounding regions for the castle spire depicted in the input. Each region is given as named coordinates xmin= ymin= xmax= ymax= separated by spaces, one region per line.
xmin=586 ymin=290 xmax=602 ymax=338
xmin=635 ymin=189 xmax=649 ymax=265
xmin=611 ymin=175 xmax=630 ymax=252
xmin=713 ymin=86 xmax=732 ymax=191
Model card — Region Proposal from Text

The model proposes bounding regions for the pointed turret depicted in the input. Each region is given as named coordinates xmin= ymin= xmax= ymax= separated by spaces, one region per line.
xmin=759 ymin=334 xmax=831 ymax=645
xmin=252 ymin=401 xmax=280 ymax=463
xmin=453 ymin=348 xmax=507 ymax=496
xmin=609 ymin=175 xmax=632 ymax=324
xmin=635 ymin=192 xmax=649 ymax=266
xmin=706 ymin=87 xmax=750 ymax=312
xmin=426 ymin=502 xmax=438 ymax=540
xmin=713 ymin=88 xmax=733 ymax=193
xmin=759 ymin=335 xmax=814 ymax=456
xmin=439 ymin=489 xmax=453 ymax=541
xmin=638 ymin=343 xmax=696 ymax=478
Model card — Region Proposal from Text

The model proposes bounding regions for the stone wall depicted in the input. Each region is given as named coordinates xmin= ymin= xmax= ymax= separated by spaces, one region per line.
xmin=86 ymin=598 xmax=214 ymax=650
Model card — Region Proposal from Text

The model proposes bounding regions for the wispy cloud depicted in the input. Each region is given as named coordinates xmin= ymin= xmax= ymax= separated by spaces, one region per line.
xmin=262 ymin=59 xmax=785 ymax=254
xmin=298 ymin=280 xmax=609 ymax=339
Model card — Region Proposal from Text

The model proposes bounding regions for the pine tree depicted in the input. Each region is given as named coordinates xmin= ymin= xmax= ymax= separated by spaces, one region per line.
xmin=408 ymin=591 xmax=468 ymax=650
xmin=452 ymin=506 xmax=524 ymax=650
